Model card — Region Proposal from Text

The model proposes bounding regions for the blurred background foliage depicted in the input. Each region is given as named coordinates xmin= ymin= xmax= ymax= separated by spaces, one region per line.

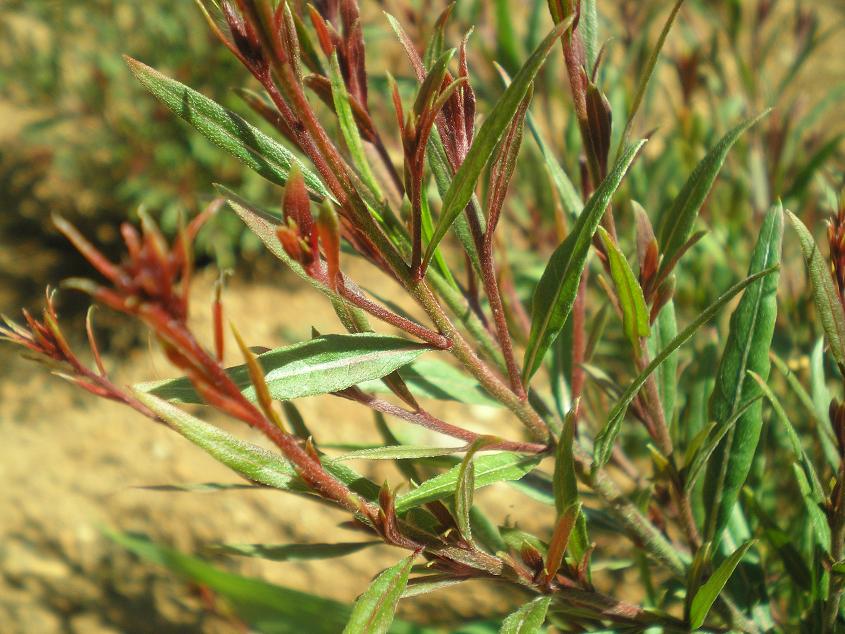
xmin=0 ymin=0 xmax=275 ymax=300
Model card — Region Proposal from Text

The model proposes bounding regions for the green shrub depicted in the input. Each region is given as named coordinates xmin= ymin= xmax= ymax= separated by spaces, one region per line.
xmin=4 ymin=1 xmax=845 ymax=631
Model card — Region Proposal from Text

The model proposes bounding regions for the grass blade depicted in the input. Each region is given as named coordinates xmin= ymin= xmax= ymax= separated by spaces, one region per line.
xmin=524 ymin=140 xmax=646 ymax=381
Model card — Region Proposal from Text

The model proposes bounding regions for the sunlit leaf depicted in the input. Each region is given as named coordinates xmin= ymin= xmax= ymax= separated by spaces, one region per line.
xmin=592 ymin=266 xmax=778 ymax=471
xmin=423 ymin=20 xmax=571 ymax=268
xmin=138 ymin=333 xmax=428 ymax=403
xmin=125 ymin=57 xmax=330 ymax=198
xmin=524 ymin=140 xmax=646 ymax=381
xmin=344 ymin=555 xmax=414 ymax=634
xmin=499 ymin=596 xmax=552 ymax=634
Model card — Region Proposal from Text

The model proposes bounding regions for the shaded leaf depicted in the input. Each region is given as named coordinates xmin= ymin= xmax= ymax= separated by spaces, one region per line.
xmin=523 ymin=140 xmax=646 ymax=381
xmin=702 ymin=205 xmax=783 ymax=544
xmin=108 ymin=532 xmax=427 ymax=634
xmin=209 ymin=541 xmax=380 ymax=562
xmin=553 ymin=407 xmax=589 ymax=565
xmin=689 ymin=541 xmax=755 ymax=630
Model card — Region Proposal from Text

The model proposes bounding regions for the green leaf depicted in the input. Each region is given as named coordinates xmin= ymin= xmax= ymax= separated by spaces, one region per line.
xmin=553 ymin=407 xmax=589 ymax=565
xmin=333 ymin=445 xmax=467 ymax=461
xmin=792 ymin=463 xmax=832 ymax=554
xmin=422 ymin=20 xmax=570 ymax=268
xmin=649 ymin=300 xmax=678 ymax=422
xmin=656 ymin=111 xmax=769 ymax=281
xmin=597 ymin=227 xmax=650 ymax=353
xmin=125 ymin=57 xmax=329 ymax=198
xmin=343 ymin=555 xmax=414 ymax=634
xmin=138 ymin=333 xmax=428 ymax=403
xmin=788 ymin=210 xmax=845 ymax=369
xmin=396 ymin=452 xmax=542 ymax=513
xmin=456 ymin=439 xmax=493 ymax=541
xmin=689 ymin=541 xmax=755 ymax=630
xmin=328 ymin=52 xmax=382 ymax=199
xmin=133 ymin=391 xmax=300 ymax=489
xmin=357 ymin=358 xmax=500 ymax=407
xmin=592 ymin=266 xmax=779 ymax=471
xmin=702 ymin=204 xmax=783 ymax=544
xmin=499 ymin=596 xmax=552 ymax=634
xmin=209 ymin=541 xmax=380 ymax=562
xmin=108 ymin=531 xmax=427 ymax=634
xmin=581 ymin=0 xmax=599 ymax=73
xmin=523 ymin=140 xmax=646 ymax=381
xmin=750 ymin=371 xmax=824 ymax=500
xmin=132 ymin=392 xmax=380 ymax=502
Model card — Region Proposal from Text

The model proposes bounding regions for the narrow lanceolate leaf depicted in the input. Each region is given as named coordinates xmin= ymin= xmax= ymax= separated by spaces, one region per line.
xmin=788 ymin=210 xmax=845 ymax=369
xmin=328 ymin=52 xmax=381 ymax=199
xmin=138 ymin=333 xmax=428 ymax=404
xmin=133 ymin=391 xmax=300 ymax=490
xmin=649 ymin=301 xmax=678 ymax=423
xmin=343 ymin=555 xmax=414 ymax=634
xmin=455 ymin=439 xmax=493 ymax=541
xmin=333 ymin=445 xmax=467 ymax=461
xmin=209 ymin=541 xmax=380 ymax=562
xmin=125 ymin=57 xmax=330 ymax=199
xmin=688 ymin=541 xmax=755 ymax=630
xmin=702 ymin=205 xmax=784 ymax=544
xmin=499 ymin=596 xmax=552 ymax=634
xmin=656 ymin=110 xmax=770 ymax=281
xmin=494 ymin=61 xmax=582 ymax=215
xmin=357 ymin=358 xmax=500 ymax=407
xmin=598 ymin=227 xmax=650 ymax=353
xmin=592 ymin=266 xmax=779 ymax=471
xmin=553 ymin=407 xmax=589 ymax=565
xmin=524 ymin=140 xmax=646 ymax=381
xmin=396 ymin=453 xmax=542 ymax=513
xmin=581 ymin=0 xmax=599 ymax=72
xmin=422 ymin=20 xmax=571 ymax=269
